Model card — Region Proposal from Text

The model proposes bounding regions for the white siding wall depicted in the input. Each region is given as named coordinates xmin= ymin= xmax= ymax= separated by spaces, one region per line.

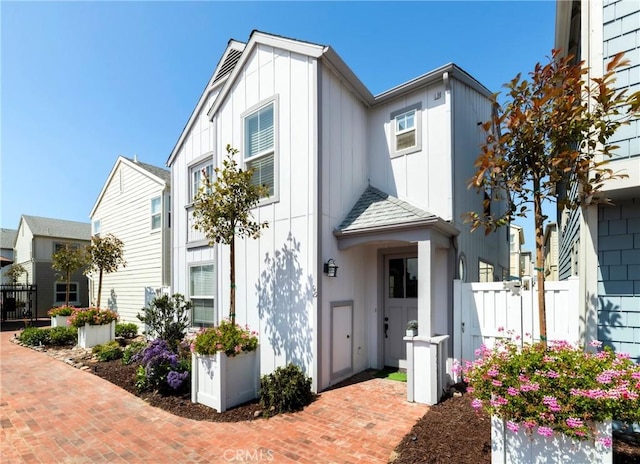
xmin=451 ymin=78 xmax=509 ymax=282
xmin=368 ymin=84 xmax=452 ymax=219
xmin=13 ymin=221 xmax=34 ymax=284
xmin=90 ymin=162 xmax=167 ymax=325
xmin=203 ymin=45 xmax=318 ymax=377
xmin=319 ymin=65 xmax=370 ymax=387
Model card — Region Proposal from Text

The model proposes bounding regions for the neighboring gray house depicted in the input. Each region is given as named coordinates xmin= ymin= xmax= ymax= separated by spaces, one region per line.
xmin=88 ymin=156 xmax=171 ymax=325
xmin=13 ymin=215 xmax=91 ymax=316
xmin=556 ymin=0 xmax=640 ymax=361
xmin=1 ymin=228 xmax=17 ymax=283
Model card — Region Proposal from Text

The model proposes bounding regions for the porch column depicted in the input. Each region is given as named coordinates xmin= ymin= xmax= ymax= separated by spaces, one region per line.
xmin=417 ymin=238 xmax=433 ymax=337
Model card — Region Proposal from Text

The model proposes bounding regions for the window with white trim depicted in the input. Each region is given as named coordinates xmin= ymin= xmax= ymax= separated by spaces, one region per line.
xmin=189 ymin=264 xmax=215 ymax=327
xmin=479 ymin=260 xmax=494 ymax=283
xmin=92 ymin=219 xmax=101 ymax=237
xmin=151 ymin=196 xmax=162 ymax=230
xmin=190 ymin=160 xmax=213 ymax=202
xmin=391 ymin=103 xmax=422 ymax=156
xmin=55 ymin=282 xmax=78 ymax=304
xmin=244 ymin=102 xmax=275 ymax=196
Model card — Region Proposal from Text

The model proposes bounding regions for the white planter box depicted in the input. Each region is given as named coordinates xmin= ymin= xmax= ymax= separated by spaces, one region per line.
xmin=191 ymin=349 xmax=259 ymax=413
xmin=491 ymin=416 xmax=612 ymax=464
xmin=77 ymin=321 xmax=116 ymax=349
xmin=51 ymin=315 xmax=70 ymax=328
xmin=406 ymin=329 xmax=417 ymax=337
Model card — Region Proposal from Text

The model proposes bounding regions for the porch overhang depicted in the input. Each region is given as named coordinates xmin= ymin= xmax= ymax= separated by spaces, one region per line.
xmin=334 ymin=217 xmax=459 ymax=250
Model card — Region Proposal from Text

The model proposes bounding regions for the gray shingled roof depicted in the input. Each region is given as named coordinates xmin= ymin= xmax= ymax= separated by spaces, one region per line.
xmin=338 ymin=186 xmax=436 ymax=232
xmin=22 ymin=216 xmax=91 ymax=241
xmin=125 ymin=158 xmax=171 ymax=184
xmin=0 ymin=228 xmax=17 ymax=249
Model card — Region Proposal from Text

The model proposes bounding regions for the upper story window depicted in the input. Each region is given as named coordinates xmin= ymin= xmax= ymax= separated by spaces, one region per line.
xmin=244 ymin=101 xmax=275 ymax=197
xmin=391 ymin=103 xmax=422 ymax=156
xmin=151 ymin=196 xmax=162 ymax=230
xmin=190 ymin=159 xmax=213 ymax=202
xmin=92 ymin=219 xmax=101 ymax=237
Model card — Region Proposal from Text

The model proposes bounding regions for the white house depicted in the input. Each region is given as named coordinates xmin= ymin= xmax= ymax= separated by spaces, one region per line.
xmin=13 ymin=215 xmax=91 ymax=316
xmin=1 ymin=228 xmax=17 ymax=283
xmin=89 ymin=156 xmax=171 ymax=325
xmin=167 ymin=31 xmax=508 ymax=398
xmin=556 ymin=0 xmax=640 ymax=361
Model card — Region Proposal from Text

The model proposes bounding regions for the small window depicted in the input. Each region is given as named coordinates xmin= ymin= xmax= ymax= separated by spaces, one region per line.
xmin=391 ymin=103 xmax=422 ymax=156
xmin=479 ymin=260 xmax=494 ymax=282
xmin=190 ymin=264 xmax=215 ymax=327
xmin=244 ymin=102 xmax=275 ymax=197
xmin=190 ymin=160 xmax=213 ymax=202
xmin=92 ymin=219 xmax=101 ymax=237
xmin=55 ymin=282 xmax=78 ymax=304
xmin=151 ymin=197 xmax=162 ymax=230
xmin=54 ymin=242 xmax=79 ymax=253
xmin=388 ymin=257 xmax=418 ymax=299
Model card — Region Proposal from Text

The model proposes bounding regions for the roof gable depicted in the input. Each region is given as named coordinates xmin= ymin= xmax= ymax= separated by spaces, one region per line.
xmin=21 ymin=215 xmax=90 ymax=241
xmin=90 ymin=156 xmax=169 ymax=218
xmin=0 ymin=228 xmax=17 ymax=249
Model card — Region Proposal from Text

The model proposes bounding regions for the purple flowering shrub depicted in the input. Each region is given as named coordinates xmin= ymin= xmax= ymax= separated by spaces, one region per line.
xmin=134 ymin=339 xmax=190 ymax=393
xmin=462 ymin=333 xmax=640 ymax=444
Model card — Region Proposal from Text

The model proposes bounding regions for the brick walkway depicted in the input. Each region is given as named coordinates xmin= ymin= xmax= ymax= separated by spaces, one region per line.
xmin=0 ymin=331 xmax=428 ymax=463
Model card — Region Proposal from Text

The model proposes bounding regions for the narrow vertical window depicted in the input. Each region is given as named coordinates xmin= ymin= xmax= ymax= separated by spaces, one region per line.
xmin=244 ymin=102 xmax=275 ymax=196
xmin=151 ymin=196 xmax=162 ymax=230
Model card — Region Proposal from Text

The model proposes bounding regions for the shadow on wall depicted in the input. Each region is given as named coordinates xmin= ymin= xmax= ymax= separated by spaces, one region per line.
xmin=256 ymin=232 xmax=314 ymax=371
xmin=107 ymin=289 xmax=118 ymax=312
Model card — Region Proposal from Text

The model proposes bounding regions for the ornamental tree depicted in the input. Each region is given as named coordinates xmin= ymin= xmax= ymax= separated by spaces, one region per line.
xmin=85 ymin=234 xmax=126 ymax=309
xmin=192 ymin=144 xmax=269 ymax=325
xmin=51 ymin=243 xmax=88 ymax=307
xmin=4 ymin=263 xmax=26 ymax=284
xmin=466 ymin=50 xmax=640 ymax=346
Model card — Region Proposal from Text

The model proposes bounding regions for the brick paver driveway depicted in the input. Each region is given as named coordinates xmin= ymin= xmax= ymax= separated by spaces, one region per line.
xmin=0 ymin=331 xmax=428 ymax=463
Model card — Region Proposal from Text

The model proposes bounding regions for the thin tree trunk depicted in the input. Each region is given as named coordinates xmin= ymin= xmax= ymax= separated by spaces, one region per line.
xmin=65 ymin=269 xmax=71 ymax=307
xmin=533 ymin=179 xmax=547 ymax=348
xmin=97 ymin=269 xmax=103 ymax=309
xmin=230 ymin=236 xmax=236 ymax=325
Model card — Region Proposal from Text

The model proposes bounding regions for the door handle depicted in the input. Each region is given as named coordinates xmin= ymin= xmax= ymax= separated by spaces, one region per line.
xmin=384 ymin=323 xmax=389 ymax=338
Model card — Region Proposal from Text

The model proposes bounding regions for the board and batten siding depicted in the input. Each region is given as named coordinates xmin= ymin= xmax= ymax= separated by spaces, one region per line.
xmin=90 ymin=161 xmax=168 ymax=325
xmin=451 ymin=77 xmax=509 ymax=282
xmin=171 ymin=87 xmax=218 ymax=312
xmin=368 ymin=83 xmax=451 ymax=219
xmin=319 ymin=63 xmax=371 ymax=387
xmin=204 ymin=44 xmax=319 ymax=379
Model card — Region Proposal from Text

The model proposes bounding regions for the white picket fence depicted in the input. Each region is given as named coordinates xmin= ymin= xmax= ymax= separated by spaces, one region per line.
xmin=453 ymin=277 xmax=580 ymax=365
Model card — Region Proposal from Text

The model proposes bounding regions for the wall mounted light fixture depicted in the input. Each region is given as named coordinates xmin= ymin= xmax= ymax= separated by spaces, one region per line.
xmin=323 ymin=259 xmax=338 ymax=277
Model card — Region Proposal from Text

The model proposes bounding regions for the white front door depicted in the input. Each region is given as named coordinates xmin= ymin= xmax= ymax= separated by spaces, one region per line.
xmin=331 ymin=302 xmax=353 ymax=380
xmin=384 ymin=255 xmax=418 ymax=368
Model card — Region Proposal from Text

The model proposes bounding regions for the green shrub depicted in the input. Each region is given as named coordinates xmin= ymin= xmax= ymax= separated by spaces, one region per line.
xmin=19 ymin=327 xmax=51 ymax=346
xmin=259 ymin=364 xmax=313 ymax=416
xmin=122 ymin=341 xmax=146 ymax=365
xmin=48 ymin=326 xmax=77 ymax=346
xmin=136 ymin=294 xmax=190 ymax=351
xmin=92 ymin=341 xmax=123 ymax=362
xmin=115 ymin=322 xmax=138 ymax=339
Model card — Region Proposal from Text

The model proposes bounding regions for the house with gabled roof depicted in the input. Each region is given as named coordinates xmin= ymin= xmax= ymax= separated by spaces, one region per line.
xmin=13 ymin=215 xmax=91 ymax=316
xmin=88 ymin=156 xmax=171 ymax=326
xmin=167 ymin=31 xmax=508 ymax=402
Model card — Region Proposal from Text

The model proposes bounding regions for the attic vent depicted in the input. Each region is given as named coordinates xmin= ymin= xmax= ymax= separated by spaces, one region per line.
xmin=213 ymin=49 xmax=243 ymax=84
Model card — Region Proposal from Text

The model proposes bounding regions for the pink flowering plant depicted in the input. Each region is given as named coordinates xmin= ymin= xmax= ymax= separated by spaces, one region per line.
xmin=463 ymin=335 xmax=640 ymax=442
xmin=192 ymin=319 xmax=258 ymax=357
xmin=48 ymin=306 xmax=75 ymax=317
xmin=68 ymin=307 xmax=118 ymax=328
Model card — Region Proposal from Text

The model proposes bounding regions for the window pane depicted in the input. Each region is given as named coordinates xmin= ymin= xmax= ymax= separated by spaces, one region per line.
xmin=246 ymin=104 xmax=274 ymax=158
xmin=396 ymin=130 xmax=416 ymax=150
xmin=192 ymin=298 xmax=215 ymax=326
xmin=406 ymin=112 xmax=415 ymax=129
xmin=190 ymin=264 xmax=214 ymax=297
xmin=248 ymin=153 xmax=274 ymax=196
xmin=397 ymin=116 xmax=406 ymax=131
xmin=406 ymin=257 xmax=418 ymax=298
xmin=389 ymin=258 xmax=405 ymax=298
xmin=151 ymin=197 xmax=161 ymax=214
xmin=151 ymin=214 xmax=161 ymax=230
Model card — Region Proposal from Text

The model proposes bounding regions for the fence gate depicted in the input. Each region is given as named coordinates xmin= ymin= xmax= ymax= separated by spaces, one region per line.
xmin=453 ymin=277 xmax=580 ymax=365
xmin=1 ymin=284 xmax=37 ymax=323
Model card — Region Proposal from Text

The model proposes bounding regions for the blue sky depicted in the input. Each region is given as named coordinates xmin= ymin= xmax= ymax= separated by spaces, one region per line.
xmin=1 ymin=1 xmax=556 ymax=249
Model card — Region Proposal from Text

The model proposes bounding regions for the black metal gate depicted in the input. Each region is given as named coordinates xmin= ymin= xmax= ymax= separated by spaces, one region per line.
xmin=1 ymin=284 xmax=37 ymax=322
